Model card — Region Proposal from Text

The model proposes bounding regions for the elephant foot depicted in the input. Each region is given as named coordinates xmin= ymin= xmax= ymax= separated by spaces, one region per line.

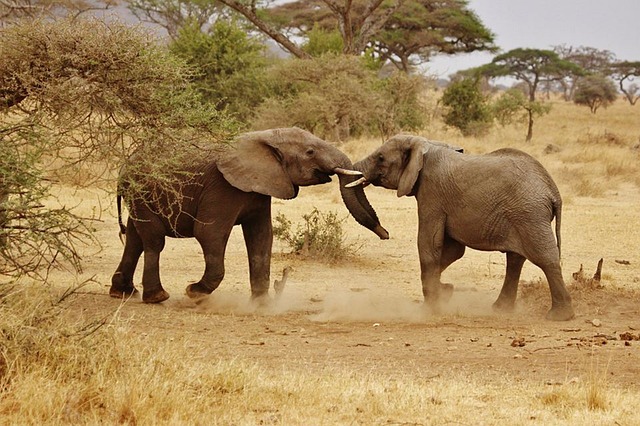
xmin=492 ymin=297 xmax=516 ymax=313
xmin=110 ymin=273 xmax=139 ymax=299
xmin=546 ymin=304 xmax=575 ymax=321
xmin=185 ymin=283 xmax=213 ymax=300
xmin=440 ymin=283 xmax=454 ymax=303
xmin=142 ymin=289 xmax=170 ymax=304
xmin=109 ymin=285 xmax=139 ymax=299
xmin=250 ymin=291 xmax=272 ymax=308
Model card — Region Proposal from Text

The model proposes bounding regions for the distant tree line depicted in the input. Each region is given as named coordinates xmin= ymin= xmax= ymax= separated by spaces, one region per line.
xmin=441 ymin=46 xmax=640 ymax=141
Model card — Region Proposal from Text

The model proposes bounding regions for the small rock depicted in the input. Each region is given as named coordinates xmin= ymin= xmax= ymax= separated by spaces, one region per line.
xmin=372 ymin=323 xmax=380 ymax=328
xmin=511 ymin=337 xmax=526 ymax=347
xmin=544 ymin=143 xmax=561 ymax=154
xmin=513 ymin=354 xmax=524 ymax=359
xmin=590 ymin=319 xmax=602 ymax=327
xmin=620 ymin=332 xmax=640 ymax=341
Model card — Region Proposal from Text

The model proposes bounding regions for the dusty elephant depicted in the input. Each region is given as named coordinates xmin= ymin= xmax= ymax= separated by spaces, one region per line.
xmin=349 ymin=134 xmax=575 ymax=321
xmin=110 ymin=128 xmax=388 ymax=303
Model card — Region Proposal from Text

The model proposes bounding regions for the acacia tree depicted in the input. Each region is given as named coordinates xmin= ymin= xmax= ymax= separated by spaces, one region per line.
xmin=210 ymin=0 xmax=494 ymax=71
xmin=573 ymin=74 xmax=618 ymax=113
xmin=262 ymin=0 xmax=495 ymax=71
xmin=609 ymin=61 xmax=640 ymax=105
xmin=128 ymin=0 xmax=225 ymax=39
xmin=0 ymin=0 xmax=117 ymax=24
xmin=553 ymin=45 xmax=616 ymax=101
xmin=479 ymin=48 xmax=584 ymax=141
xmin=1 ymin=18 xmax=237 ymax=281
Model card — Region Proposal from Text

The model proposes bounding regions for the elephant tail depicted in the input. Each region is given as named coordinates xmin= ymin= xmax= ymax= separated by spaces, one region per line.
xmin=117 ymin=193 xmax=126 ymax=244
xmin=553 ymin=198 xmax=562 ymax=258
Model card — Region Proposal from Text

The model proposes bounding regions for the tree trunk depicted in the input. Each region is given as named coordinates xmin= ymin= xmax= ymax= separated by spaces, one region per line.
xmin=0 ymin=180 xmax=7 ymax=248
xmin=525 ymin=108 xmax=534 ymax=142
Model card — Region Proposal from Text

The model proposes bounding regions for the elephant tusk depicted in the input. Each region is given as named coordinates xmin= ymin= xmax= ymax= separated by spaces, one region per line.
xmin=344 ymin=176 xmax=368 ymax=188
xmin=334 ymin=167 xmax=363 ymax=176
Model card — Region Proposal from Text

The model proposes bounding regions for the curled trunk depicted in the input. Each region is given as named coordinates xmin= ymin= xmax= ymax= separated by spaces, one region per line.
xmin=337 ymin=173 xmax=388 ymax=240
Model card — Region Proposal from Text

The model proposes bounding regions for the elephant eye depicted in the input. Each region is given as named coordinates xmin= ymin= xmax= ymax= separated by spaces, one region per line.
xmin=306 ymin=148 xmax=315 ymax=156
xmin=377 ymin=153 xmax=384 ymax=163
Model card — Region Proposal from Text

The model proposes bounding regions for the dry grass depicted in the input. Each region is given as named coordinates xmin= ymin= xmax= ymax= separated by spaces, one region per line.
xmin=3 ymin=96 xmax=640 ymax=425
xmin=1 ymin=286 xmax=638 ymax=425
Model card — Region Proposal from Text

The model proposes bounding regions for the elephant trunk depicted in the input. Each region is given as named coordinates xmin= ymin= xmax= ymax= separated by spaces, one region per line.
xmin=337 ymin=172 xmax=389 ymax=240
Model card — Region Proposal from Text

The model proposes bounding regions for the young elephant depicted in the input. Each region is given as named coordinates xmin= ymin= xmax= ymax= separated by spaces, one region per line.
xmin=110 ymin=128 xmax=388 ymax=304
xmin=350 ymin=135 xmax=574 ymax=321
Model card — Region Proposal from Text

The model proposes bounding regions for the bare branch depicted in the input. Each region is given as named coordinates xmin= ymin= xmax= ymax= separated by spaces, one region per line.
xmin=216 ymin=0 xmax=311 ymax=58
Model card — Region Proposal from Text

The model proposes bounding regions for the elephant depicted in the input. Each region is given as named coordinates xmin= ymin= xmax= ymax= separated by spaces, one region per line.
xmin=348 ymin=134 xmax=575 ymax=321
xmin=110 ymin=128 xmax=388 ymax=304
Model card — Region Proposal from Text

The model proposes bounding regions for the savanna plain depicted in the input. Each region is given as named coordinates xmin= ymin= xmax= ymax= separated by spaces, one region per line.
xmin=2 ymin=99 xmax=640 ymax=425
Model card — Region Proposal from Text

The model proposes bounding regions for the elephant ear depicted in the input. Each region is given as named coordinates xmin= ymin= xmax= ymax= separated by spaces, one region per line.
xmin=217 ymin=136 xmax=297 ymax=199
xmin=397 ymin=142 xmax=424 ymax=197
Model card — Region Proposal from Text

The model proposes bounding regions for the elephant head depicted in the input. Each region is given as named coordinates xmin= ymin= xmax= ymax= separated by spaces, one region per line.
xmin=350 ymin=135 xmax=464 ymax=197
xmin=217 ymin=128 xmax=389 ymax=239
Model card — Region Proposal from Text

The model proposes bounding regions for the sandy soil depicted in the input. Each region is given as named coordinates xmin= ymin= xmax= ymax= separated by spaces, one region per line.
xmin=65 ymin=179 xmax=640 ymax=388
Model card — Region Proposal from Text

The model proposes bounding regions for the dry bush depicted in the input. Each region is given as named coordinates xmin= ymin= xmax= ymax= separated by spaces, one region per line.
xmin=1 ymin=18 xmax=237 ymax=281
xmin=273 ymin=208 xmax=360 ymax=262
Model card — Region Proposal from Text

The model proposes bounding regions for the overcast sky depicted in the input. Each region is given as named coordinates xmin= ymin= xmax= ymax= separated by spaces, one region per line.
xmin=427 ymin=0 xmax=640 ymax=78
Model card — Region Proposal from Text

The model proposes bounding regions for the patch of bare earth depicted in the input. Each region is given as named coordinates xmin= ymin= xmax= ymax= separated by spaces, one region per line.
xmin=60 ymin=179 xmax=640 ymax=392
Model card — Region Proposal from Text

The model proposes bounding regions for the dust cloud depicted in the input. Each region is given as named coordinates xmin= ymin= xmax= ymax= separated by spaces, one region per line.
xmin=175 ymin=285 xmax=498 ymax=323
xmin=309 ymin=288 xmax=497 ymax=323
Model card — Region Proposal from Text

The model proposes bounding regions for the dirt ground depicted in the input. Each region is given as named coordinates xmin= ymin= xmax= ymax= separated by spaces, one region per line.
xmin=66 ymin=179 xmax=640 ymax=389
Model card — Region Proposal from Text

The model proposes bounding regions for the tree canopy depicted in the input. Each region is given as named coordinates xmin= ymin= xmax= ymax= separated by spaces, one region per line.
xmin=609 ymin=61 xmax=640 ymax=105
xmin=477 ymin=48 xmax=584 ymax=141
xmin=573 ymin=74 xmax=618 ymax=113
xmin=553 ymin=45 xmax=616 ymax=101
xmin=217 ymin=0 xmax=495 ymax=71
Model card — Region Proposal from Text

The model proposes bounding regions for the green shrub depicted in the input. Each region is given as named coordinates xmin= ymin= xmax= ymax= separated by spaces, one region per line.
xmin=273 ymin=208 xmax=358 ymax=262
xmin=169 ymin=19 xmax=270 ymax=123
xmin=302 ymin=23 xmax=344 ymax=56
xmin=253 ymin=54 xmax=427 ymax=140
xmin=441 ymin=77 xmax=492 ymax=136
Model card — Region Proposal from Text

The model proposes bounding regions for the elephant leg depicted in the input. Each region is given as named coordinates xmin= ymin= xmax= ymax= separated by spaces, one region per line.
xmin=140 ymin=228 xmax=169 ymax=304
xmin=241 ymin=210 xmax=272 ymax=302
xmin=186 ymin=229 xmax=231 ymax=299
xmin=492 ymin=252 xmax=526 ymax=312
xmin=542 ymin=264 xmax=575 ymax=321
xmin=418 ymin=217 xmax=446 ymax=311
xmin=438 ymin=236 xmax=466 ymax=301
xmin=524 ymin=234 xmax=575 ymax=321
xmin=110 ymin=217 xmax=142 ymax=298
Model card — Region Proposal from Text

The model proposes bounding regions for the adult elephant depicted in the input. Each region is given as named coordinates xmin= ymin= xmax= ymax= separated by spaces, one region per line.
xmin=110 ymin=128 xmax=388 ymax=303
xmin=348 ymin=135 xmax=575 ymax=321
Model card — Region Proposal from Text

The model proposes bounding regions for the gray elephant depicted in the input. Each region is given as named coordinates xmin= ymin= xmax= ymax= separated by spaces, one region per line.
xmin=349 ymin=134 xmax=574 ymax=321
xmin=110 ymin=128 xmax=388 ymax=303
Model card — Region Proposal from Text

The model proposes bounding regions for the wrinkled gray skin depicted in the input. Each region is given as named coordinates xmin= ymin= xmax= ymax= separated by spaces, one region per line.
xmin=110 ymin=128 xmax=388 ymax=304
xmin=353 ymin=134 xmax=574 ymax=321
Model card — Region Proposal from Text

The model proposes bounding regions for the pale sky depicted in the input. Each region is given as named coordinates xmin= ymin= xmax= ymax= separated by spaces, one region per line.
xmin=427 ymin=0 xmax=640 ymax=78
